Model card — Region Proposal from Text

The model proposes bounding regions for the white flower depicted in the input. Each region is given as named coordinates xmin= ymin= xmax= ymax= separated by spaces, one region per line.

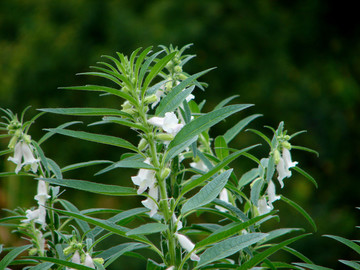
xmin=175 ymin=233 xmax=200 ymax=261
xmin=131 ymin=158 xmax=156 ymax=194
xmin=190 ymin=160 xmax=208 ymax=172
xmin=23 ymin=209 xmax=40 ymax=223
xmin=72 ymin=251 xmax=81 ymax=264
xmin=257 ymin=197 xmax=273 ymax=215
xmin=84 ymin=253 xmax=95 ymax=268
xmin=267 ymin=180 xmax=280 ymax=206
xmin=141 ymin=184 xmax=159 ymax=217
xmin=8 ymin=141 xmax=39 ymax=174
xmin=215 ymin=188 xmax=229 ymax=212
xmin=172 ymin=213 xmax=183 ymax=231
xmin=276 ymin=148 xmax=298 ymax=188
xmin=282 ymin=148 xmax=298 ymax=171
xmin=166 ymin=267 xmax=175 ymax=270
xmin=151 ymin=89 xmax=164 ymax=109
xmin=148 ymin=112 xmax=184 ymax=135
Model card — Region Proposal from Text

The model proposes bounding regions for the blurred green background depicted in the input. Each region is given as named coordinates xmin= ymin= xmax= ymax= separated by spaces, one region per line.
xmin=0 ymin=0 xmax=359 ymax=269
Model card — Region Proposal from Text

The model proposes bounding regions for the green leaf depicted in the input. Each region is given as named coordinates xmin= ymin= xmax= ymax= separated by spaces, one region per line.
xmin=292 ymin=263 xmax=333 ymax=270
xmin=38 ymin=121 xmax=82 ymax=145
xmin=238 ymin=168 xmax=259 ymax=189
xmin=214 ymin=95 xmax=240 ymax=110
xmin=146 ymin=259 xmax=165 ymax=270
xmin=0 ymin=245 xmax=32 ymax=270
xmin=0 ymin=149 xmax=11 ymax=157
xmin=169 ymin=104 xmax=252 ymax=150
xmin=164 ymin=136 xmax=198 ymax=164
xmin=224 ymin=114 xmax=262 ymax=144
xmin=155 ymin=68 xmax=214 ymax=116
xmin=339 ymin=260 xmax=360 ymax=269
xmin=126 ymin=223 xmax=168 ymax=236
xmin=281 ymin=196 xmax=317 ymax=232
xmin=61 ymin=160 xmax=112 ymax=173
xmin=25 ymin=257 xmax=94 ymax=270
xmin=138 ymin=51 xmax=164 ymax=88
xmin=196 ymin=212 xmax=273 ymax=249
xmin=46 ymin=128 xmax=137 ymax=152
xmin=323 ymin=235 xmax=360 ymax=254
xmin=96 ymin=158 xmax=155 ymax=176
xmin=92 ymin=116 xmax=147 ymax=132
xmin=142 ymin=52 xmax=176 ymax=92
xmin=38 ymin=107 xmax=129 ymax=117
xmin=246 ymin=128 xmax=271 ymax=147
xmin=291 ymin=145 xmax=319 ymax=157
xmin=181 ymin=145 xmax=259 ymax=196
xmin=28 ymin=262 xmax=54 ymax=270
xmin=98 ymin=243 xmax=147 ymax=267
xmin=39 ymin=178 xmax=137 ymax=196
xmin=59 ymin=199 xmax=93 ymax=239
xmin=238 ymin=234 xmax=310 ymax=270
xmin=215 ymin=136 xmax=229 ymax=160
xmin=260 ymin=228 xmax=304 ymax=244
xmin=293 ymin=166 xmax=318 ymax=188
xmin=60 ymin=85 xmax=136 ymax=104
xmin=181 ymin=170 xmax=232 ymax=214
xmin=196 ymin=233 xmax=267 ymax=268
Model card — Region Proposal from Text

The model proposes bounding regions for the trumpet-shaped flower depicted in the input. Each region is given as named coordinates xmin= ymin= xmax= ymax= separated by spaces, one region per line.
xmin=276 ymin=148 xmax=298 ymax=188
xmin=131 ymin=158 xmax=156 ymax=194
xmin=8 ymin=141 xmax=39 ymax=174
xmin=141 ymin=184 xmax=159 ymax=217
xmin=267 ymin=180 xmax=280 ymax=206
xmin=257 ymin=197 xmax=273 ymax=215
xmin=148 ymin=112 xmax=184 ymax=135
xmin=175 ymin=233 xmax=200 ymax=261
xmin=84 ymin=253 xmax=95 ymax=268
xmin=215 ymin=188 xmax=229 ymax=212
xmin=190 ymin=160 xmax=208 ymax=172
xmin=172 ymin=213 xmax=183 ymax=231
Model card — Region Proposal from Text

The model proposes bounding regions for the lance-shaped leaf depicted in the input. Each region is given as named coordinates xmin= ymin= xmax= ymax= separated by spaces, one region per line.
xmin=38 ymin=178 xmax=137 ymax=196
xmin=96 ymin=158 xmax=155 ymax=176
xmin=181 ymin=145 xmax=259 ymax=196
xmin=181 ymin=170 xmax=232 ymax=214
xmin=196 ymin=212 xmax=273 ymax=249
xmin=59 ymin=85 xmax=136 ymax=104
xmin=46 ymin=128 xmax=137 ymax=152
xmin=196 ymin=233 xmax=267 ymax=268
xmin=292 ymin=263 xmax=333 ymax=270
xmin=323 ymin=235 xmax=360 ymax=254
xmin=126 ymin=223 xmax=168 ymax=236
xmin=38 ymin=107 xmax=129 ymax=117
xmin=0 ymin=245 xmax=32 ymax=270
xmin=223 ymin=114 xmax=262 ymax=144
xmin=169 ymin=104 xmax=252 ymax=150
xmin=155 ymin=68 xmax=214 ymax=116
xmin=25 ymin=257 xmax=96 ymax=270
xmin=237 ymin=233 xmax=310 ymax=270
xmin=164 ymin=136 xmax=198 ymax=164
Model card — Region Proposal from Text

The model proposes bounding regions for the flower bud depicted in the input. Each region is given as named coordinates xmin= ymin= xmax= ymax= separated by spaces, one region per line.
xmin=174 ymin=65 xmax=182 ymax=73
xmin=137 ymin=138 xmax=148 ymax=151
xmin=160 ymin=168 xmax=171 ymax=180
xmin=122 ymin=86 xmax=130 ymax=93
xmin=178 ymin=73 xmax=188 ymax=80
xmin=23 ymin=134 xmax=32 ymax=144
xmin=282 ymin=141 xmax=291 ymax=150
xmin=92 ymin=257 xmax=104 ymax=264
xmin=63 ymin=245 xmax=75 ymax=256
xmin=8 ymin=135 xmax=18 ymax=149
xmin=274 ymin=149 xmax=281 ymax=165
xmin=144 ymin=94 xmax=158 ymax=105
xmin=155 ymin=133 xmax=174 ymax=141
xmin=29 ymin=248 xmax=38 ymax=256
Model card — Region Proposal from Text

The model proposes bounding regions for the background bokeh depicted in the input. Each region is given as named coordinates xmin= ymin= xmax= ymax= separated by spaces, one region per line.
xmin=0 ymin=0 xmax=359 ymax=269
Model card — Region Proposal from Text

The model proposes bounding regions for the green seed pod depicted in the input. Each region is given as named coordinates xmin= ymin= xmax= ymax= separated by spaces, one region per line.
xmin=160 ymin=168 xmax=171 ymax=180
xmin=274 ymin=149 xmax=281 ymax=165
xmin=282 ymin=141 xmax=291 ymax=150
xmin=155 ymin=133 xmax=174 ymax=141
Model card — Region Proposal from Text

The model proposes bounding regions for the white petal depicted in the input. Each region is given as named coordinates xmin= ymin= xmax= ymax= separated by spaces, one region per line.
xmin=8 ymin=142 xmax=23 ymax=173
xmin=276 ymin=157 xmax=289 ymax=188
xmin=142 ymin=185 xmax=159 ymax=217
xmin=151 ymin=90 xmax=164 ymax=109
xmin=267 ymin=181 xmax=280 ymax=204
xmin=186 ymin=93 xmax=195 ymax=102
xmin=71 ymin=251 xmax=81 ymax=264
xmin=84 ymin=253 xmax=95 ymax=268
xmin=175 ymin=233 xmax=195 ymax=252
xmin=23 ymin=209 xmax=40 ymax=223
xmin=190 ymin=253 xmax=200 ymax=261
xmin=215 ymin=188 xmax=229 ymax=212
xmin=172 ymin=214 xmax=183 ymax=231
xmin=148 ymin=116 xmax=165 ymax=127
xmin=21 ymin=142 xmax=39 ymax=172
xmin=190 ymin=160 xmax=208 ymax=172
xmin=282 ymin=148 xmax=298 ymax=170
xmin=163 ymin=112 xmax=183 ymax=134
xmin=257 ymin=197 xmax=273 ymax=215
xmin=166 ymin=267 xmax=175 ymax=270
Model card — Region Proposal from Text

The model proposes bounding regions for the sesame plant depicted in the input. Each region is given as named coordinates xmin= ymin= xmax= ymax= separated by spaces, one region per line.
xmin=0 ymin=45 xmax=327 ymax=270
